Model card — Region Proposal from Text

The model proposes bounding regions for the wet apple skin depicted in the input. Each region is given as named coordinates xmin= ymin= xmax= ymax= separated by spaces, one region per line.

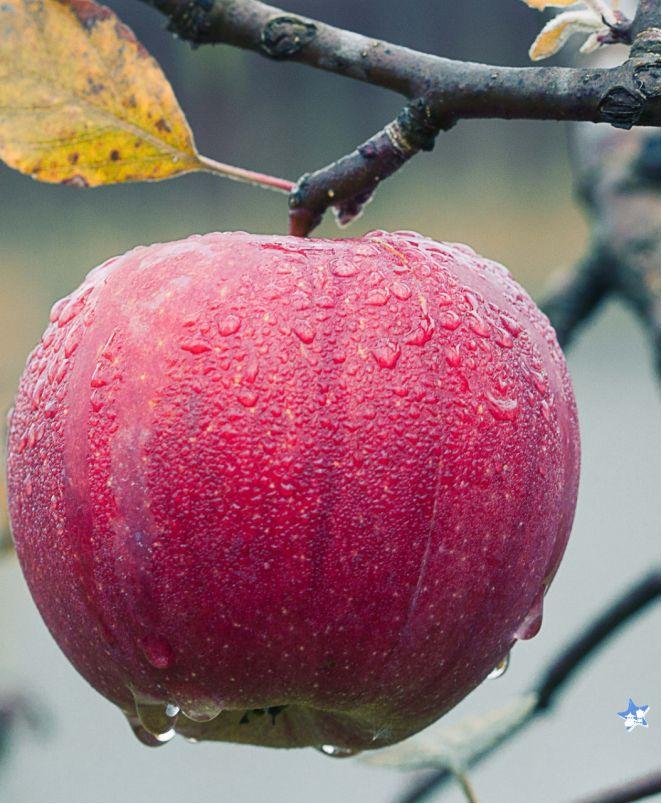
xmin=7 ymin=230 xmax=580 ymax=750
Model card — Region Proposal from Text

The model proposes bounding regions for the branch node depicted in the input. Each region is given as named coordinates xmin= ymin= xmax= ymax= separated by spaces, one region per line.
xmin=634 ymin=61 xmax=661 ymax=101
xmin=599 ymin=85 xmax=645 ymax=129
xmin=260 ymin=16 xmax=317 ymax=59
xmin=631 ymin=26 xmax=662 ymax=57
xmin=389 ymin=99 xmax=441 ymax=153
xmin=165 ymin=0 xmax=214 ymax=44
xmin=629 ymin=29 xmax=662 ymax=104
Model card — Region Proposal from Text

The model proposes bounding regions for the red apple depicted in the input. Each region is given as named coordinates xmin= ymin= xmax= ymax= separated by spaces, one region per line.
xmin=6 ymin=230 xmax=579 ymax=753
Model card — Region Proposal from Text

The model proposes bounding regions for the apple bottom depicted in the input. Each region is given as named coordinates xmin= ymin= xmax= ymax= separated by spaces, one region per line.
xmin=122 ymin=697 xmax=448 ymax=753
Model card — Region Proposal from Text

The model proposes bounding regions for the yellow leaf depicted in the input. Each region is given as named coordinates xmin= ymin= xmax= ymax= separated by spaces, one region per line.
xmin=0 ymin=0 xmax=202 ymax=186
xmin=529 ymin=11 xmax=600 ymax=60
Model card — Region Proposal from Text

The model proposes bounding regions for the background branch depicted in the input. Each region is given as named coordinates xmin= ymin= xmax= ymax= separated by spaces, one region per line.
xmin=577 ymin=769 xmax=661 ymax=803
xmin=541 ymin=253 xmax=613 ymax=350
xmin=632 ymin=0 xmax=661 ymax=39
xmin=0 ymin=694 xmax=45 ymax=770
xmin=542 ymin=125 xmax=660 ymax=362
xmin=396 ymin=570 xmax=660 ymax=803
xmin=536 ymin=570 xmax=660 ymax=711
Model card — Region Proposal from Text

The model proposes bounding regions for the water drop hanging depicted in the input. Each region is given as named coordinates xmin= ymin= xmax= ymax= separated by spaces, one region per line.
xmin=487 ymin=653 xmax=510 ymax=679
xmin=515 ymin=590 xmax=544 ymax=641
xmin=316 ymin=744 xmax=359 ymax=758
xmin=125 ymin=711 xmax=175 ymax=748
xmin=132 ymin=694 xmax=179 ymax=742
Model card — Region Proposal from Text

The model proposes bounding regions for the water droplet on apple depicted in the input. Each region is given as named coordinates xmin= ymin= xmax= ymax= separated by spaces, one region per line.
xmin=31 ymin=377 xmax=46 ymax=409
xmin=63 ymin=326 xmax=82 ymax=358
xmin=292 ymin=320 xmax=315 ymax=344
xmin=393 ymin=230 xmax=422 ymax=240
xmin=440 ymin=311 xmax=461 ymax=331
xmin=404 ymin=314 xmax=435 ymax=346
xmin=500 ymin=315 xmax=523 ymax=337
xmin=316 ymin=744 xmax=359 ymax=758
xmin=26 ymin=425 xmax=37 ymax=449
xmin=485 ymin=392 xmax=519 ymax=422
xmin=444 ymin=345 xmax=461 ymax=367
xmin=90 ymin=364 xmax=107 ymax=388
xmin=141 ymin=635 xmax=174 ymax=669
xmin=244 ymin=354 xmax=259 ymax=383
xmin=238 ymin=388 xmax=259 ymax=408
xmin=127 ymin=714 xmax=175 ymax=748
xmin=56 ymin=291 xmax=90 ymax=327
xmin=487 ymin=653 xmax=509 ymax=679
xmin=331 ymin=260 xmax=358 ymax=278
xmin=468 ymin=315 xmax=490 ymax=338
xmin=279 ymin=481 xmax=295 ymax=497
xmin=41 ymin=328 xmax=56 ymax=348
xmin=531 ymin=370 xmax=547 ymax=395
xmin=49 ymin=298 xmax=67 ymax=323
xmin=515 ymin=590 xmax=544 ymax=641
xmin=101 ymin=330 xmax=118 ymax=361
xmin=391 ymin=281 xmax=411 ymax=301
xmin=90 ymin=390 xmax=104 ymax=413
xmin=218 ymin=314 xmax=241 ymax=336
xmin=371 ymin=341 xmax=401 ymax=369
xmin=365 ymin=287 xmax=389 ymax=306
xmin=180 ymin=342 xmax=211 ymax=355
xmin=181 ymin=703 xmax=223 ymax=722
xmin=132 ymin=697 xmax=179 ymax=743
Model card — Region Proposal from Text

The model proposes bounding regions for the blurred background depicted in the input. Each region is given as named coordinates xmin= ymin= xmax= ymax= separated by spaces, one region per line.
xmin=0 ymin=1 xmax=659 ymax=801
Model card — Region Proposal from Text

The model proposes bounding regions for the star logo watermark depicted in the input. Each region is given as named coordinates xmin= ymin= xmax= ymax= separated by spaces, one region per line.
xmin=617 ymin=699 xmax=650 ymax=732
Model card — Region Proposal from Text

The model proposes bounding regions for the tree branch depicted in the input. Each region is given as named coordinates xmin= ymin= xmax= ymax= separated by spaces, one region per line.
xmin=138 ymin=0 xmax=660 ymax=234
xmin=397 ymin=570 xmax=660 ymax=803
xmin=288 ymin=99 xmax=439 ymax=236
xmin=542 ymin=125 xmax=660 ymax=362
xmin=541 ymin=253 xmax=613 ymax=350
xmin=631 ymin=0 xmax=661 ymax=40
xmin=577 ymin=769 xmax=661 ymax=803
xmin=0 ymin=694 xmax=46 ymax=767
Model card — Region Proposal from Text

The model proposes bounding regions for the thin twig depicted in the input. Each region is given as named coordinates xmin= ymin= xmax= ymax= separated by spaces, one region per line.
xmin=137 ymin=0 xmax=660 ymax=234
xmin=453 ymin=768 xmax=479 ymax=803
xmin=576 ymin=769 xmax=661 ymax=802
xmin=288 ymin=99 xmax=438 ymax=236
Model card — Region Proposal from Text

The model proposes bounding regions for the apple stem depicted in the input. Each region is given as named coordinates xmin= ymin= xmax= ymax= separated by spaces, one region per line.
xmin=197 ymin=155 xmax=294 ymax=194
